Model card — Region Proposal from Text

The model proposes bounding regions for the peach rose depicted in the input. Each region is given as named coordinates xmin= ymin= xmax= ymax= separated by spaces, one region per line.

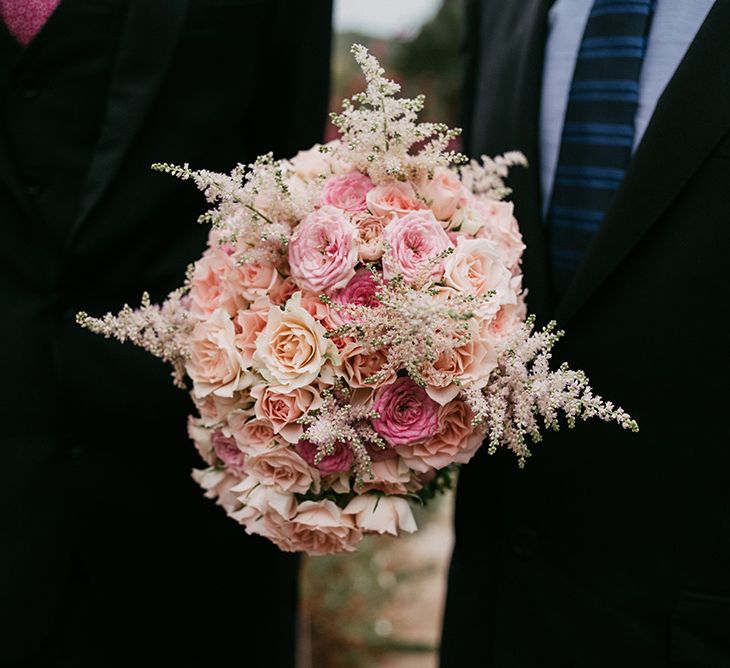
xmin=251 ymin=383 xmax=322 ymax=444
xmin=396 ymin=398 xmax=483 ymax=471
xmin=230 ymin=476 xmax=297 ymax=522
xmin=288 ymin=206 xmax=358 ymax=294
xmin=187 ymin=308 xmax=249 ymax=398
xmin=253 ymin=500 xmax=362 ymax=555
xmin=253 ymin=293 xmax=338 ymax=390
xmin=191 ymin=392 xmax=245 ymax=427
xmin=338 ymin=340 xmax=395 ymax=389
xmin=227 ymin=414 xmax=279 ymax=454
xmin=489 ymin=292 xmax=527 ymax=340
xmin=268 ymin=275 xmax=299 ymax=306
xmin=355 ymin=457 xmax=422 ymax=495
xmin=476 ymin=200 xmax=525 ymax=272
xmin=188 ymin=416 xmax=216 ymax=466
xmin=344 ymin=494 xmax=417 ymax=536
xmin=366 ymin=181 xmax=423 ymax=219
xmin=191 ymin=468 xmax=243 ymax=515
xmin=442 ymin=237 xmax=515 ymax=315
xmin=418 ymin=167 xmax=469 ymax=223
xmin=238 ymin=261 xmax=279 ymax=303
xmin=288 ymin=141 xmax=348 ymax=180
xmin=425 ymin=318 xmax=498 ymax=405
xmin=234 ymin=308 xmax=267 ymax=368
xmin=352 ymin=212 xmax=387 ymax=261
xmin=245 ymin=445 xmax=319 ymax=494
xmin=382 ymin=210 xmax=453 ymax=284
xmin=188 ymin=247 xmax=247 ymax=318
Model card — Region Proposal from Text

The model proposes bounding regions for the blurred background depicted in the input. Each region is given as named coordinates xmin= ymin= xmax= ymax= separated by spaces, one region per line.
xmin=299 ymin=2 xmax=463 ymax=666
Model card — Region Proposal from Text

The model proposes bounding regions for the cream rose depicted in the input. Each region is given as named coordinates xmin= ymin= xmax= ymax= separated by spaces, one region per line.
xmin=344 ymin=494 xmax=417 ymax=536
xmin=253 ymin=293 xmax=338 ymax=390
xmin=244 ymin=445 xmax=319 ymax=494
xmin=186 ymin=308 xmax=249 ymax=398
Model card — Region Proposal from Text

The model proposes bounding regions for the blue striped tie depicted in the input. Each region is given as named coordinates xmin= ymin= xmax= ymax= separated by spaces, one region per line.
xmin=546 ymin=0 xmax=655 ymax=301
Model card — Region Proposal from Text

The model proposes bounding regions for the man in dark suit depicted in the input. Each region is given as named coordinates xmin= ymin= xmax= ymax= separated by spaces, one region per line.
xmin=442 ymin=1 xmax=729 ymax=666
xmin=0 ymin=1 xmax=332 ymax=665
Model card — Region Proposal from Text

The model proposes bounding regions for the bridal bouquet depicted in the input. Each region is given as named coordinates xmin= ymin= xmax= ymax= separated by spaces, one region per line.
xmin=78 ymin=46 xmax=637 ymax=555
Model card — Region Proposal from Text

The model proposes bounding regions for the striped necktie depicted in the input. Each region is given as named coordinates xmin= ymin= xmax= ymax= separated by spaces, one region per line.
xmin=546 ymin=0 xmax=655 ymax=301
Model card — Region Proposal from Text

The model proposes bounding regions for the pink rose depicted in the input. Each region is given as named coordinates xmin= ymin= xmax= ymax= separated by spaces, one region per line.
xmin=288 ymin=206 xmax=358 ymax=294
xmin=295 ymin=440 xmax=354 ymax=474
xmin=288 ymin=141 xmax=348 ymax=180
xmin=299 ymin=290 xmax=338 ymax=330
xmin=252 ymin=500 xmax=362 ymax=555
xmin=382 ymin=210 xmax=453 ymax=284
xmin=366 ymin=181 xmax=423 ymax=219
xmin=245 ymin=446 xmax=319 ymax=494
xmin=322 ymin=172 xmax=373 ymax=212
xmin=352 ymin=212 xmax=387 ymax=261
xmin=489 ymin=293 xmax=527 ymax=340
xmin=334 ymin=268 xmax=380 ymax=311
xmin=251 ymin=383 xmax=322 ymax=444
xmin=476 ymin=200 xmax=525 ymax=272
xmin=188 ymin=247 xmax=247 ymax=318
xmin=268 ymin=275 xmax=298 ymax=306
xmin=186 ymin=308 xmax=248 ymax=398
xmin=211 ymin=428 xmax=247 ymax=476
xmin=418 ymin=167 xmax=468 ymax=223
xmin=396 ymin=398 xmax=483 ymax=471
xmin=344 ymin=494 xmax=417 ymax=536
xmin=372 ymin=377 xmax=440 ymax=446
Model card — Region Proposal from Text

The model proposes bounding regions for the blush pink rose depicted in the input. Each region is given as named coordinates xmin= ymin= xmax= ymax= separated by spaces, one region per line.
xmin=344 ymin=494 xmax=417 ymax=536
xmin=288 ymin=206 xmax=358 ymax=294
xmin=352 ymin=212 xmax=387 ymax=261
xmin=251 ymin=383 xmax=322 ymax=444
xmin=322 ymin=172 xmax=374 ymax=212
xmin=372 ymin=377 xmax=440 ymax=446
xmin=418 ymin=167 xmax=469 ymax=223
xmin=489 ymin=293 xmax=527 ymax=340
xmin=338 ymin=340 xmax=396 ymax=389
xmin=186 ymin=308 xmax=248 ymax=398
xmin=355 ymin=457 xmax=420 ymax=495
xmin=211 ymin=428 xmax=247 ymax=476
xmin=396 ymin=398 xmax=483 ymax=471
xmin=245 ymin=446 xmax=319 ymax=494
xmin=188 ymin=416 xmax=216 ymax=466
xmin=188 ymin=247 xmax=247 ymax=317
xmin=288 ymin=141 xmax=348 ymax=180
xmin=366 ymin=181 xmax=423 ymax=219
xmin=191 ymin=468 xmax=243 ymax=515
xmin=295 ymin=440 xmax=354 ymax=474
xmin=268 ymin=275 xmax=298 ymax=306
xmin=191 ymin=392 xmax=243 ymax=427
xmin=382 ymin=210 xmax=453 ymax=284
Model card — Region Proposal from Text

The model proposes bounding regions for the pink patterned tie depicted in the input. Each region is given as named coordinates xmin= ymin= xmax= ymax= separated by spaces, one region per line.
xmin=0 ymin=0 xmax=61 ymax=46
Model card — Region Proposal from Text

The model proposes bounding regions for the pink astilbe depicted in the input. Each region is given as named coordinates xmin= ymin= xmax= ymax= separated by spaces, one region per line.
xmin=326 ymin=268 xmax=492 ymax=388
xmin=76 ymin=288 xmax=192 ymax=387
xmin=462 ymin=316 xmax=639 ymax=467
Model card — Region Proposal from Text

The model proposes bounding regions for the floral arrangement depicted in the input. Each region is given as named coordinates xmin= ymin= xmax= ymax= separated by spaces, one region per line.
xmin=77 ymin=46 xmax=637 ymax=555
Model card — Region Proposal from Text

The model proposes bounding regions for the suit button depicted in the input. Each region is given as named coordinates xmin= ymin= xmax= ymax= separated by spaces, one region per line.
xmin=16 ymin=73 xmax=39 ymax=99
xmin=510 ymin=527 xmax=540 ymax=559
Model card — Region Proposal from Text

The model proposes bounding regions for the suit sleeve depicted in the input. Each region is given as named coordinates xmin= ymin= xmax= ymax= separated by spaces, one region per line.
xmin=247 ymin=0 xmax=333 ymax=159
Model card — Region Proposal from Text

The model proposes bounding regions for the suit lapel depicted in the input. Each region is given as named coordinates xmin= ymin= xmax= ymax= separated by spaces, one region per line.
xmin=555 ymin=0 xmax=730 ymax=324
xmin=470 ymin=0 xmax=554 ymax=323
xmin=67 ymin=0 xmax=191 ymax=247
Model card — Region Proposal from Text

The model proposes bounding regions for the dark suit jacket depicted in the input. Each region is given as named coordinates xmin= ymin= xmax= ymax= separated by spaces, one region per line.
xmin=0 ymin=1 xmax=331 ymax=665
xmin=442 ymin=2 xmax=730 ymax=666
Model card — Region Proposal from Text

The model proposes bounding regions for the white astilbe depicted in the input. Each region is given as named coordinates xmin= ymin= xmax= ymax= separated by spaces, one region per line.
xmin=459 ymin=151 xmax=529 ymax=200
xmin=76 ymin=288 xmax=193 ymax=388
xmin=462 ymin=317 xmax=639 ymax=466
xmin=299 ymin=384 xmax=387 ymax=484
xmin=326 ymin=268 xmax=490 ymax=388
xmin=327 ymin=44 xmax=465 ymax=183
